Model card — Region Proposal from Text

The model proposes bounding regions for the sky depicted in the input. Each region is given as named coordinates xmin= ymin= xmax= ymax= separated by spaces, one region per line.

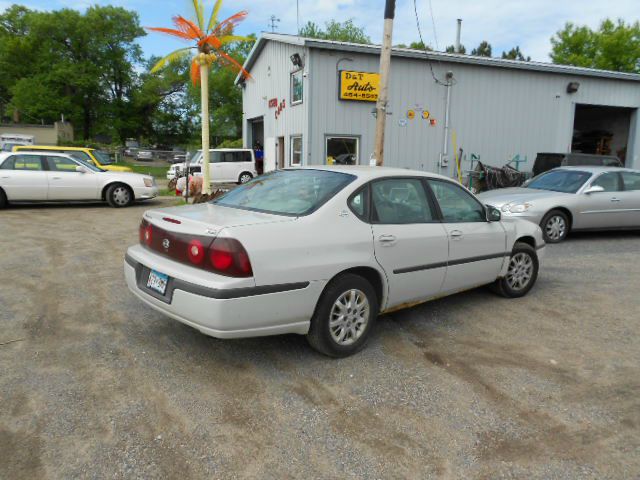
xmin=2 ymin=0 xmax=638 ymax=62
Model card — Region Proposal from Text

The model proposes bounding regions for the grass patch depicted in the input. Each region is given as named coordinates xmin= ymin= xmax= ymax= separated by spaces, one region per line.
xmin=120 ymin=160 xmax=169 ymax=178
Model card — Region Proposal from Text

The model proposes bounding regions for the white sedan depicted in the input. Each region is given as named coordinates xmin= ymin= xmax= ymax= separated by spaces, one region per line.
xmin=125 ymin=166 xmax=545 ymax=357
xmin=0 ymin=151 xmax=158 ymax=208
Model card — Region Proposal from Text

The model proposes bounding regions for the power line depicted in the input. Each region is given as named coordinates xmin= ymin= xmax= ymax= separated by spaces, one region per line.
xmin=428 ymin=0 xmax=439 ymax=50
xmin=412 ymin=0 xmax=449 ymax=86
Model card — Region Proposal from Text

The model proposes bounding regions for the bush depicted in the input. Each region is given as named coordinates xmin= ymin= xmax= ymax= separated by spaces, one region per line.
xmin=216 ymin=138 xmax=243 ymax=149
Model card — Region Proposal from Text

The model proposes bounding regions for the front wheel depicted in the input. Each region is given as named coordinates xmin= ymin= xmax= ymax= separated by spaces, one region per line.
xmin=307 ymin=274 xmax=378 ymax=357
xmin=238 ymin=172 xmax=253 ymax=184
xmin=0 ymin=188 xmax=7 ymax=209
xmin=492 ymin=242 xmax=539 ymax=298
xmin=106 ymin=184 xmax=133 ymax=208
xmin=540 ymin=209 xmax=569 ymax=243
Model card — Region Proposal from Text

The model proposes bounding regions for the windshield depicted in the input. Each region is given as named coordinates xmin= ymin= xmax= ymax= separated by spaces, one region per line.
xmin=213 ymin=169 xmax=356 ymax=216
xmin=526 ymin=169 xmax=592 ymax=193
xmin=92 ymin=150 xmax=114 ymax=165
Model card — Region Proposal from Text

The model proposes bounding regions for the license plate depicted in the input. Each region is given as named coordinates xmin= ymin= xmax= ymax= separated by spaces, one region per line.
xmin=147 ymin=269 xmax=169 ymax=295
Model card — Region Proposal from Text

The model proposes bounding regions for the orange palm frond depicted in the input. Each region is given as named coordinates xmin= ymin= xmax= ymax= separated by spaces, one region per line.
xmin=199 ymin=34 xmax=222 ymax=49
xmin=173 ymin=15 xmax=204 ymax=40
xmin=145 ymin=26 xmax=195 ymax=41
xmin=190 ymin=57 xmax=201 ymax=86
xmin=217 ymin=50 xmax=252 ymax=80
xmin=212 ymin=11 xmax=248 ymax=35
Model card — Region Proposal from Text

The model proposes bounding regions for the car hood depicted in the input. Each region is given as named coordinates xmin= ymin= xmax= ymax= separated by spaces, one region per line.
xmin=144 ymin=203 xmax=294 ymax=237
xmin=477 ymin=187 xmax=571 ymax=207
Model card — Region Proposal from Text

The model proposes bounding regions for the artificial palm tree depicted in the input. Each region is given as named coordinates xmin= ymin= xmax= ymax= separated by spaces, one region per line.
xmin=147 ymin=0 xmax=251 ymax=195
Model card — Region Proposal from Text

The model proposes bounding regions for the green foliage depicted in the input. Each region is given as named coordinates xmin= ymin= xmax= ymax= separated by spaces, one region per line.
xmin=501 ymin=46 xmax=531 ymax=61
xmin=299 ymin=19 xmax=371 ymax=44
xmin=216 ymin=138 xmax=242 ymax=148
xmin=445 ymin=44 xmax=466 ymax=54
xmin=551 ymin=19 xmax=640 ymax=73
xmin=396 ymin=41 xmax=432 ymax=50
xmin=471 ymin=41 xmax=492 ymax=57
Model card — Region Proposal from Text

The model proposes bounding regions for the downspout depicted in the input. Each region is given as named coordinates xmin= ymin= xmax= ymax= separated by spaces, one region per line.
xmin=440 ymin=71 xmax=454 ymax=174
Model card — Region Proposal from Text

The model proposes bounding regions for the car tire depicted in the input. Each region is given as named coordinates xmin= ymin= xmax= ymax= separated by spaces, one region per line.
xmin=0 ymin=188 xmax=7 ymax=209
xmin=492 ymin=242 xmax=539 ymax=298
xmin=307 ymin=273 xmax=379 ymax=358
xmin=238 ymin=172 xmax=253 ymax=184
xmin=540 ymin=209 xmax=569 ymax=243
xmin=106 ymin=183 xmax=133 ymax=208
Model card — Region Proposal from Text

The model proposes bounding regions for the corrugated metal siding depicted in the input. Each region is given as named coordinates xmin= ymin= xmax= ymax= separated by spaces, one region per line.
xmin=244 ymin=40 xmax=640 ymax=172
xmin=242 ymin=41 xmax=308 ymax=168
xmin=309 ymin=49 xmax=640 ymax=172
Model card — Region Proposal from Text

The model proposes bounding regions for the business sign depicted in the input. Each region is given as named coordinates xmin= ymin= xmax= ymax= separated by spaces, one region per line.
xmin=268 ymin=98 xmax=278 ymax=108
xmin=339 ymin=71 xmax=380 ymax=102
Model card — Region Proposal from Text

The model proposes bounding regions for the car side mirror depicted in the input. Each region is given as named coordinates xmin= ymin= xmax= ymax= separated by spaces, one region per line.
xmin=486 ymin=205 xmax=501 ymax=222
xmin=584 ymin=185 xmax=604 ymax=194
xmin=75 ymin=165 xmax=88 ymax=173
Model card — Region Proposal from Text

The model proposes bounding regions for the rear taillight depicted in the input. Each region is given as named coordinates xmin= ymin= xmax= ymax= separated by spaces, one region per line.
xmin=208 ymin=238 xmax=253 ymax=277
xmin=139 ymin=219 xmax=153 ymax=246
xmin=139 ymin=219 xmax=252 ymax=277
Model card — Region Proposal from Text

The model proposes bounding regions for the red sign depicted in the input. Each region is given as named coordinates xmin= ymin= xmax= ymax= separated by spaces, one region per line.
xmin=268 ymin=98 xmax=278 ymax=108
xmin=275 ymin=99 xmax=286 ymax=120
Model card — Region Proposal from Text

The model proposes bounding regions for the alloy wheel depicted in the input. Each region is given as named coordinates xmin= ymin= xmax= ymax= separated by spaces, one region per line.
xmin=329 ymin=289 xmax=370 ymax=346
xmin=545 ymin=215 xmax=566 ymax=241
xmin=506 ymin=252 xmax=534 ymax=291
xmin=239 ymin=173 xmax=252 ymax=184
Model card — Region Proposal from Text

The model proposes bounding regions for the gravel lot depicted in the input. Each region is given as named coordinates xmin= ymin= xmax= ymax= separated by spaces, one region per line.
xmin=1 ymin=198 xmax=639 ymax=479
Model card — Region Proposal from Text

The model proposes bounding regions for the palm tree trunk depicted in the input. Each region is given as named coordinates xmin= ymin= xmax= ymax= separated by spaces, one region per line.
xmin=200 ymin=63 xmax=212 ymax=195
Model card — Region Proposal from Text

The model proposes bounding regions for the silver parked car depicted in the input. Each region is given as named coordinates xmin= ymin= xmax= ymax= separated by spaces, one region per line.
xmin=125 ymin=166 xmax=545 ymax=357
xmin=478 ymin=167 xmax=640 ymax=243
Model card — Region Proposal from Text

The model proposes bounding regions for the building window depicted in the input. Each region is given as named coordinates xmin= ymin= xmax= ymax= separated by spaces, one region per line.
xmin=290 ymin=136 xmax=302 ymax=166
xmin=291 ymin=70 xmax=303 ymax=105
xmin=326 ymin=136 xmax=358 ymax=165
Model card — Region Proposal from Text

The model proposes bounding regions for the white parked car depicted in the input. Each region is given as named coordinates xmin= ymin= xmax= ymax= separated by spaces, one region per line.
xmin=0 ymin=151 xmax=158 ymax=208
xmin=125 ymin=166 xmax=545 ymax=357
xmin=166 ymin=148 xmax=256 ymax=184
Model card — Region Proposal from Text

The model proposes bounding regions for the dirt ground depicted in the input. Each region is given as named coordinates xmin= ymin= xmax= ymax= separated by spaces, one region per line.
xmin=1 ymin=198 xmax=639 ymax=479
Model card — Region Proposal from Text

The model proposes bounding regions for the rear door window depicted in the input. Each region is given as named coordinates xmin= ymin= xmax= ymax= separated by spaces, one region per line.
xmin=371 ymin=178 xmax=435 ymax=224
xmin=1 ymin=154 xmax=43 ymax=170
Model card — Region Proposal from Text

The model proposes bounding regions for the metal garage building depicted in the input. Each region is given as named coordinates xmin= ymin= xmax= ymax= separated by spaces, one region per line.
xmin=237 ymin=33 xmax=640 ymax=176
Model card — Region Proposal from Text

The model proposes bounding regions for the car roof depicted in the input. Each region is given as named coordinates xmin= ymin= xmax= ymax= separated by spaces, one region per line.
xmin=291 ymin=165 xmax=454 ymax=181
xmin=15 ymin=145 xmax=93 ymax=152
xmin=0 ymin=151 xmax=77 ymax=159
xmin=554 ymin=166 xmax=638 ymax=173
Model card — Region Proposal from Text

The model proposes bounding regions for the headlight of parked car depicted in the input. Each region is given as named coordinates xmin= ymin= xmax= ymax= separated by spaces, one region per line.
xmin=143 ymin=177 xmax=154 ymax=187
xmin=501 ymin=202 xmax=533 ymax=213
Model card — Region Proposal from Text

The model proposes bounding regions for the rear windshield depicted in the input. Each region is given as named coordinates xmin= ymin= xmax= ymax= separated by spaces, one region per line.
xmin=213 ymin=169 xmax=356 ymax=216
xmin=527 ymin=169 xmax=592 ymax=193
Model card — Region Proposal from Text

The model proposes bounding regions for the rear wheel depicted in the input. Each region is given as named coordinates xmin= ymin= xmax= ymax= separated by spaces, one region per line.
xmin=106 ymin=183 xmax=133 ymax=208
xmin=0 ymin=188 xmax=7 ymax=209
xmin=307 ymin=273 xmax=378 ymax=357
xmin=238 ymin=172 xmax=253 ymax=184
xmin=540 ymin=209 xmax=569 ymax=243
xmin=492 ymin=242 xmax=539 ymax=298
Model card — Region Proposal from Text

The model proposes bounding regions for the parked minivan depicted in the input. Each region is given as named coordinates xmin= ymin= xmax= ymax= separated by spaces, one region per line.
xmin=532 ymin=152 xmax=622 ymax=177
xmin=167 ymin=148 xmax=257 ymax=184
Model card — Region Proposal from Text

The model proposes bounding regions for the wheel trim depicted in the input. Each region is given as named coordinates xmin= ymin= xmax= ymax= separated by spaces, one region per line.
xmin=113 ymin=186 xmax=130 ymax=206
xmin=545 ymin=215 xmax=566 ymax=240
xmin=329 ymin=289 xmax=370 ymax=346
xmin=506 ymin=252 xmax=534 ymax=291
xmin=240 ymin=174 xmax=251 ymax=183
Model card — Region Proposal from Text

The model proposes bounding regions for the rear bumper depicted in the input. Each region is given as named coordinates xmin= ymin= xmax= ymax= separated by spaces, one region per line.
xmin=124 ymin=247 xmax=325 ymax=338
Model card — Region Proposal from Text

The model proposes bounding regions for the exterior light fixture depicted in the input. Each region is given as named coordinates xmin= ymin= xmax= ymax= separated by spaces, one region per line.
xmin=567 ymin=82 xmax=580 ymax=93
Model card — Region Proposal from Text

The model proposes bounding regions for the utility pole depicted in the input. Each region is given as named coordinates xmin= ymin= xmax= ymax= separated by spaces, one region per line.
xmin=373 ymin=0 xmax=395 ymax=167
xmin=268 ymin=15 xmax=280 ymax=33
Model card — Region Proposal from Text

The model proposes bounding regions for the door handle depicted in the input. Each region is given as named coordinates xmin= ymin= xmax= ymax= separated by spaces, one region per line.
xmin=450 ymin=230 xmax=463 ymax=240
xmin=51 ymin=176 xmax=62 ymax=180
xmin=378 ymin=234 xmax=397 ymax=246
xmin=1 ymin=175 xmax=9 ymax=179
xmin=610 ymin=198 xmax=621 ymax=202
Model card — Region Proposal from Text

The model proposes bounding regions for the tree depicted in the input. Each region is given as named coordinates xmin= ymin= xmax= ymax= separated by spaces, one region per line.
xmin=147 ymin=0 xmax=251 ymax=194
xmin=551 ymin=19 xmax=640 ymax=73
xmin=471 ymin=41 xmax=492 ymax=57
xmin=445 ymin=44 xmax=466 ymax=54
xmin=299 ymin=19 xmax=370 ymax=44
xmin=396 ymin=41 xmax=432 ymax=50
xmin=501 ymin=46 xmax=530 ymax=61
